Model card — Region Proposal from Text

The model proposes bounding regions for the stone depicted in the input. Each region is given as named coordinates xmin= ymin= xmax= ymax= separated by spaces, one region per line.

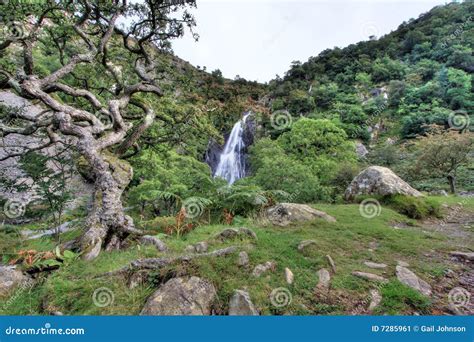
xmin=0 ymin=266 xmax=30 ymax=297
xmin=238 ymin=251 xmax=249 ymax=267
xmin=326 ymin=255 xmax=336 ymax=273
xmin=355 ymin=141 xmax=369 ymax=158
xmin=297 ymin=240 xmax=317 ymax=252
xmin=266 ymin=203 xmax=336 ymax=227
xmin=397 ymin=260 xmax=410 ymax=267
xmin=395 ymin=266 xmax=432 ymax=296
xmin=450 ymin=251 xmax=474 ymax=262
xmin=228 ymin=290 xmax=259 ymax=316
xmin=215 ymin=228 xmax=257 ymax=241
xmin=285 ymin=267 xmax=294 ymax=285
xmin=368 ymin=289 xmax=382 ymax=311
xmin=128 ymin=270 xmax=148 ymax=289
xmin=430 ymin=190 xmax=448 ymax=197
xmin=252 ymin=261 xmax=275 ymax=277
xmin=140 ymin=277 xmax=217 ymax=315
xmin=316 ymin=268 xmax=331 ymax=290
xmin=140 ymin=235 xmax=167 ymax=252
xmin=184 ymin=245 xmax=196 ymax=253
xmin=364 ymin=261 xmax=387 ymax=269
xmin=238 ymin=227 xmax=257 ymax=240
xmin=352 ymin=271 xmax=388 ymax=283
xmin=194 ymin=241 xmax=208 ymax=253
xmin=345 ymin=166 xmax=423 ymax=201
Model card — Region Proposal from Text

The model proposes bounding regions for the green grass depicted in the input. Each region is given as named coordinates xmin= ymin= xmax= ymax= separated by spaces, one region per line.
xmin=2 ymin=196 xmax=473 ymax=315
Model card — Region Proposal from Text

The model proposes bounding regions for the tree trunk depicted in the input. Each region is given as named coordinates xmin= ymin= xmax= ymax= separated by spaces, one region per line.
xmin=447 ymin=175 xmax=456 ymax=194
xmin=79 ymin=145 xmax=135 ymax=260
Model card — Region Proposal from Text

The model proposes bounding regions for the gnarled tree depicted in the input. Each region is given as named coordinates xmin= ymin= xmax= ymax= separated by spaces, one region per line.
xmin=0 ymin=0 xmax=197 ymax=260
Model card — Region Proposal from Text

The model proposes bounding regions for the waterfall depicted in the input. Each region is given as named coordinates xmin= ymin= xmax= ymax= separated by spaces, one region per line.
xmin=213 ymin=112 xmax=251 ymax=184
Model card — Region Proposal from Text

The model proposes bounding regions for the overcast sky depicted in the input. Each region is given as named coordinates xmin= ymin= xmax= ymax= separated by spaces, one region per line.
xmin=172 ymin=0 xmax=448 ymax=82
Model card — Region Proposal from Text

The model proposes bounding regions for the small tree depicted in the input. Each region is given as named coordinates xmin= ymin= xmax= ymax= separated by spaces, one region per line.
xmin=415 ymin=127 xmax=474 ymax=193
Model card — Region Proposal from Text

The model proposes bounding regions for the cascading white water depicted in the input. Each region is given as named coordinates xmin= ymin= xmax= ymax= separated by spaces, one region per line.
xmin=213 ymin=113 xmax=250 ymax=184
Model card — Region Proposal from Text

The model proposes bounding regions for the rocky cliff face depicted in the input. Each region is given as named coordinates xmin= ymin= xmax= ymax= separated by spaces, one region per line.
xmin=0 ymin=91 xmax=93 ymax=218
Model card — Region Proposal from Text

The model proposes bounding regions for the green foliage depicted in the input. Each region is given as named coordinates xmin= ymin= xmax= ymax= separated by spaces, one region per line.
xmin=384 ymin=195 xmax=441 ymax=219
xmin=378 ymin=281 xmax=431 ymax=315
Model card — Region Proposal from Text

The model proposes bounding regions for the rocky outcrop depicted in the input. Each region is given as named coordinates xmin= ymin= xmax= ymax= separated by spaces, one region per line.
xmin=316 ymin=269 xmax=331 ymax=290
xmin=0 ymin=266 xmax=31 ymax=297
xmin=238 ymin=251 xmax=249 ymax=267
xmin=215 ymin=228 xmax=257 ymax=241
xmin=355 ymin=142 xmax=369 ymax=158
xmin=228 ymin=290 xmax=259 ymax=315
xmin=0 ymin=91 xmax=93 ymax=217
xmin=140 ymin=235 xmax=167 ymax=252
xmin=252 ymin=261 xmax=275 ymax=277
xmin=395 ymin=266 xmax=432 ymax=296
xmin=140 ymin=277 xmax=217 ymax=315
xmin=352 ymin=271 xmax=388 ymax=283
xmin=345 ymin=166 xmax=423 ymax=200
xmin=266 ymin=203 xmax=336 ymax=227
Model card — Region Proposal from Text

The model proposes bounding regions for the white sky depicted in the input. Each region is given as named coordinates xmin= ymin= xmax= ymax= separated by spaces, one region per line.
xmin=172 ymin=0 xmax=449 ymax=82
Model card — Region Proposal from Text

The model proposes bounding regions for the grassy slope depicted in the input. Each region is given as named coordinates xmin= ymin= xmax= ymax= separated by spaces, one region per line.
xmin=1 ymin=196 xmax=472 ymax=315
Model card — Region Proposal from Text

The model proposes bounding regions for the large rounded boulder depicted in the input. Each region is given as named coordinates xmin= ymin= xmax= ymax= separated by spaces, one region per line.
xmin=345 ymin=166 xmax=422 ymax=200
xmin=0 ymin=266 xmax=31 ymax=297
xmin=266 ymin=203 xmax=336 ymax=227
xmin=140 ymin=276 xmax=217 ymax=315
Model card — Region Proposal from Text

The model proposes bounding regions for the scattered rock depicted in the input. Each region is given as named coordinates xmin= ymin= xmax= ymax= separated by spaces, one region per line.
xmin=345 ymin=166 xmax=423 ymax=201
xmin=228 ymin=290 xmax=259 ymax=316
xmin=450 ymin=251 xmax=474 ymax=262
xmin=238 ymin=251 xmax=249 ymax=267
xmin=140 ymin=276 xmax=217 ymax=315
xmin=238 ymin=227 xmax=258 ymax=240
xmin=285 ymin=267 xmax=294 ymax=285
xmin=364 ymin=261 xmax=387 ymax=269
xmin=184 ymin=245 xmax=196 ymax=253
xmin=430 ymin=190 xmax=448 ymax=197
xmin=127 ymin=270 xmax=149 ymax=289
xmin=21 ymin=221 xmax=76 ymax=240
xmin=140 ymin=235 xmax=167 ymax=252
xmin=355 ymin=141 xmax=369 ymax=158
xmin=395 ymin=266 xmax=432 ymax=296
xmin=252 ymin=261 xmax=276 ymax=277
xmin=352 ymin=271 xmax=388 ymax=283
xmin=0 ymin=266 xmax=31 ymax=297
xmin=397 ymin=260 xmax=410 ymax=267
xmin=215 ymin=228 xmax=257 ymax=241
xmin=316 ymin=268 xmax=331 ymax=290
xmin=194 ymin=241 xmax=209 ymax=253
xmin=369 ymin=289 xmax=382 ymax=311
xmin=297 ymin=240 xmax=317 ymax=252
xmin=266 ymin=203 xmax=336 ymax=227
xmin=326 ymin=255 xmax=336 ymax=274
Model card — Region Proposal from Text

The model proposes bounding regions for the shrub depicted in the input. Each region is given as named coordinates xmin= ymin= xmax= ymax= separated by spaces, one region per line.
xmin=384 ymin=195 xmax=441 ymax=219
